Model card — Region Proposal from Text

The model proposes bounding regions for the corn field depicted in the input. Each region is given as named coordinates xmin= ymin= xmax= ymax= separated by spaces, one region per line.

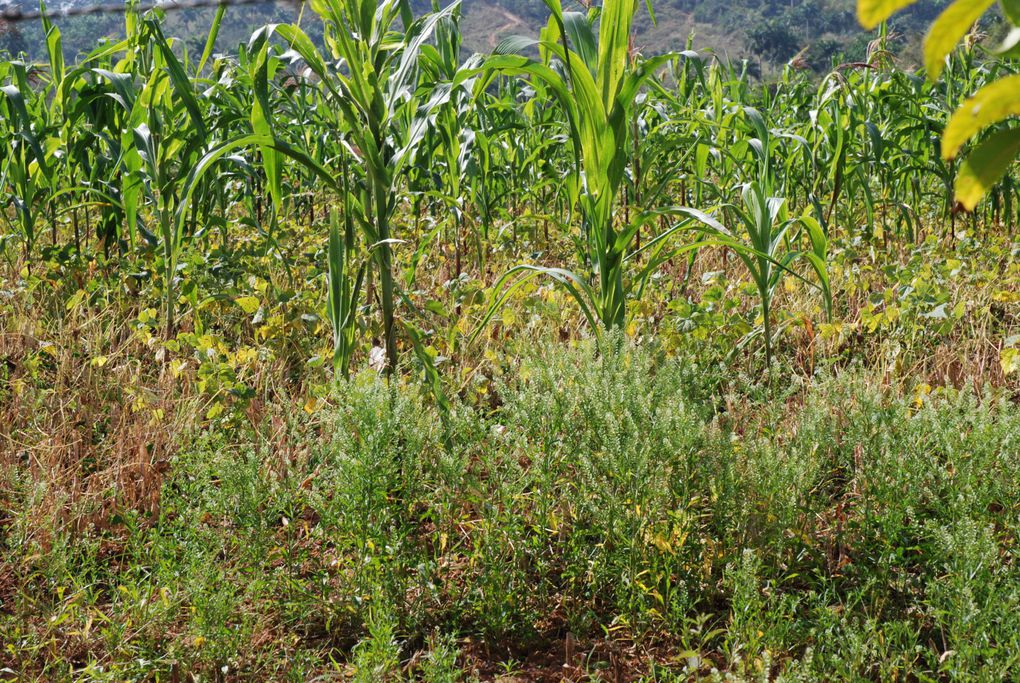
xmin=1 ymin=0 xmax=1020 ymax=679
xmin=2 ymin=0 xmax=1018 ymax=372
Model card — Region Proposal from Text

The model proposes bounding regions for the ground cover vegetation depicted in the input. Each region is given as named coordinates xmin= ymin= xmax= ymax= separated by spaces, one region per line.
xmin=1 ymin=0 xmax=1019 ymax=679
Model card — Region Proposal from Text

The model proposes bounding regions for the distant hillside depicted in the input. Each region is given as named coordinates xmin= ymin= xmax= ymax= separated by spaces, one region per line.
xmin=0 ymin=0 xmax=973 ymax=73
xmin=454 ymin=0 xmax=958 ymax=72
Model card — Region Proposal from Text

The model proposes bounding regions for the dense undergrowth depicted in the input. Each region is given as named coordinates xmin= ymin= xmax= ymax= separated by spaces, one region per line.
xmin=2 ymin=333 xmax=1019 ymax=680
xmin=1 ymin=177 xmax=1018 ymax=679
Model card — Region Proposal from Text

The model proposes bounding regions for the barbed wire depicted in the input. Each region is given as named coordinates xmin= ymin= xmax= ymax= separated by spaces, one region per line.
xmin=0 ymin=0 xmax=284 ymax=23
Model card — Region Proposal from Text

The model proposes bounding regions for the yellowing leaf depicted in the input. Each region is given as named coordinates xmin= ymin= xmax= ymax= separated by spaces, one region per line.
xmin=90 ymin=355 xmax=109 ymax=368
xmin=955 ymin=128 xmax=1020 ymax=210
xmin=232 ymin=347 xmax=257 ymax=365
xmin=65 ymin=289 xmax=86 ymax=311
xmin=924 ymin=0 xmax=995 ymax=80
xmin=651 ymin=533 xmax=673 ymax=554
xmin=857 ymin=0 xmax=919 ymax=29
xmin=943 ymin=75 xmax=1020 ymax=160
xmin=1001 ymin=347 xmax=1020 ymax=376
xmin=914 ymin=383 xmax=932 ymax=408
xmin=234 ymin=296 xmax=261 ymax=314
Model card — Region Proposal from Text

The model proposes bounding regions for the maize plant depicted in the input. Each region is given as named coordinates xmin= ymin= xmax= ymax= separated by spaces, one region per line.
xmin=477 ymin=0 xmax=678 ymax=335
xmin=679 ymin=181 xmax=831 ymax=366
xmin=1 ymin=0 xmax=1018 ymax=378
xmin=859 ymin=0 xmax=1020 ymax=210
xmin=260 ymin=0 xmax=459 ymax=373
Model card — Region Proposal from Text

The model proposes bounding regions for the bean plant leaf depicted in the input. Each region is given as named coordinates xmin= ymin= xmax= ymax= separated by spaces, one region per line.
xmin=954 ymin=127 xmax=1020 ymax=210
xmin=943 ymin=75 xmax=1020 ymax=159
xmin=857 ymin=0 xmax=919 ymax=29
xmin=924 ymin=0 xmax=996 ymax=79
xmin=1002 ymin=0 xmax=1020 ymax=24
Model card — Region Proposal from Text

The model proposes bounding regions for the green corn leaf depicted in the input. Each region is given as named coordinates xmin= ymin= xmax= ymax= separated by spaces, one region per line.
xmin=147 ymin=21 xmax=207 ymax=140
xmin=249 ymin=35 xmax=282 ymax=214
xmin=176 ymin=134 xmax=340 ymax=239
xmin=327 ymin=213 xmax=343 ymax=332
xmin=493 ymin=35 xmax=538 ymax=55
xmin=197 ymin=3 xmax=226 ymax=74
xmin=596 ymin=0 xmax=637 ymax=109
xmin=562 ymin=11 xmax=598 ymax=74
xmin=403 ymin=321 xmax=451 ymax=417
xmin=41 ymin=1 xmax=65 ymax=91
xmin=469 ymin=264 xmax=601 ymax=344
xmin=390 ymin=1 xmax=461 ymax=100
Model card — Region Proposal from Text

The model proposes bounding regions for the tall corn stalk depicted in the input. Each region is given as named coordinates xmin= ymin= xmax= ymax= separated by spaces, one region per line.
xmin=264 ymin=0 xmax=457 ymax=373
xmin=476 ymin=0 xmax=674 ymax=334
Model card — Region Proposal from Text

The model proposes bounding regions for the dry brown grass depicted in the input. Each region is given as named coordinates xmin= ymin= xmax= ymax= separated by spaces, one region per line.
xmin=0 ymin=268 xmax=200 ymax=560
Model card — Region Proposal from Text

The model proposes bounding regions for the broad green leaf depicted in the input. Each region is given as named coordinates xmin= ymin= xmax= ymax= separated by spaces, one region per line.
xmin=562 ymin=12 xmax=597 ymax=74
xmin=857 ymin=0 xmax=919 ymax=28
xmin=176 ymin=134 xmax=340 ymax=239
xmin=943 ymin=75 xmax=1020 ymax=159
xmin=235 ymin=296 xmax=261 ymax=314
xmin=493 ymin=35 xmax=537 ymax=55
xmin=954 ymin=127 xmax=1020 ymax=210
xmin=403 ymin=321 xmax=451 ymax=416
xmin=248 ymin=35 xmax=282 ymax=214
xmin=390 ymin=2 xmax=461 ymax=99
xmin=147 ymin=20 xmax=207 ymax=140
xmin=924 ymin=0 xmax=996 ymax=79
xmin=469 ymin=264 xmax=601 ymax=342
xmin=1001 ymin=347 xmax=1020 ymax=375
xmin=41 ymin=2 xmax=65 ymax=90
